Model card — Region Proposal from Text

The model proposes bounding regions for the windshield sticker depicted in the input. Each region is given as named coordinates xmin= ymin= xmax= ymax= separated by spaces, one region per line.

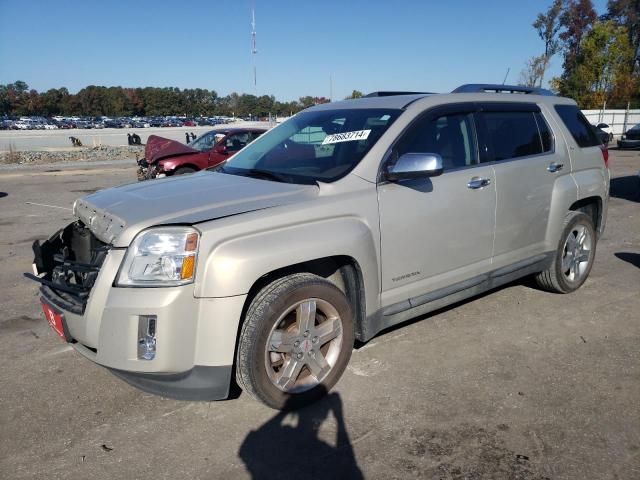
xmin=322 ymin=129 xmax=371 ymax=145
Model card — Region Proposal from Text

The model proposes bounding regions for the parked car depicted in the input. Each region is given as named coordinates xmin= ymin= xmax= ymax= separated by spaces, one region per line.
xmin=137 ymin=126 xmax=269 ymax=180
xmin=617 ymin=123 xmax=640 ymax=149
xmin=595 ymin=123 xmax=614 ymax=142
xmin=27 ymin=84 xmax=609 ymax=409
xmin=592 ymin=124 xmax=610 ymax=145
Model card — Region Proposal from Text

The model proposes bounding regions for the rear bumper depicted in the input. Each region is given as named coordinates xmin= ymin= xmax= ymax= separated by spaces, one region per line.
xmin=108 ymin=365 xmax=233 ymax=401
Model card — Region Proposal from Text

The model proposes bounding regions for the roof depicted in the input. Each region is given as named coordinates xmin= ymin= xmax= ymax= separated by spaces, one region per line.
xmin=308 ymin=94 xmax=431 ymax=111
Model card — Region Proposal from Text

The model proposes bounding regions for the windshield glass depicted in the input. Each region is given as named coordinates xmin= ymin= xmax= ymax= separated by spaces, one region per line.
xmin=218 ymin=108 xmax=401 ymax=183
xmin=189 ymin=130 xmax=226 ymax=152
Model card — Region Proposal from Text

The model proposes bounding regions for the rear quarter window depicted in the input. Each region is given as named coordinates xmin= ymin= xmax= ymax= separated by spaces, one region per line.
xmin=554 ymin=105 xmax=601 ymax=148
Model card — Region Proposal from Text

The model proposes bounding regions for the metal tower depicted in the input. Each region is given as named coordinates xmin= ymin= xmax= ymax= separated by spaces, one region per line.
xmin=251 ymin=6 xmax=257 ymax=88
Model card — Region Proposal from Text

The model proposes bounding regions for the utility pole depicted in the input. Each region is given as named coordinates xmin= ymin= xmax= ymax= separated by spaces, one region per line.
xmin=502 ymin=67 xmax=510 ymax=85
xmin=251 ymin=5 xmax=257 ymax=91
xmin=329 ymin=73 xmax=333 ymax=102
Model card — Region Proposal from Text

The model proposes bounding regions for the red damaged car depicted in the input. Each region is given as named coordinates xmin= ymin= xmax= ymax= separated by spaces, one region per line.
xmin=137 ymin=126 xmax=269 ymax=180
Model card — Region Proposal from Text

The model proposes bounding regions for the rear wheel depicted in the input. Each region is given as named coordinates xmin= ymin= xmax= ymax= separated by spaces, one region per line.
xmin=236 ymin=273 xmax=354 ymax=409
xmin=535 ymin=211 xmax=596 ymax=293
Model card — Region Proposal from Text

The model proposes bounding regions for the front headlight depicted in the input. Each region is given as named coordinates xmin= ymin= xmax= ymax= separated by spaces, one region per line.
xmin=116 ymin=227 xmax=200 ymax=287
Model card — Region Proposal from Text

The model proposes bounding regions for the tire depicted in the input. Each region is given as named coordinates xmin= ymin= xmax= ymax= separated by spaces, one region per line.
xmin=174 ymin=167 xmax=196 ymax=175
xmin=535 ymin=211 xmax=597 ymax=293
xmin=236 ymin=273 xmax=354 ymax=410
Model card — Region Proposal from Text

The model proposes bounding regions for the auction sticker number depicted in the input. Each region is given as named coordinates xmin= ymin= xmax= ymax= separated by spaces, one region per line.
xmin=322 ymin=129 xmax=371 ymax=145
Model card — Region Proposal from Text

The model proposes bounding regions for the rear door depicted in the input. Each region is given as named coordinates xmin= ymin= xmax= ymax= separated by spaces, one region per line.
xmin=477 ymin=103 xmax=559 ymax=266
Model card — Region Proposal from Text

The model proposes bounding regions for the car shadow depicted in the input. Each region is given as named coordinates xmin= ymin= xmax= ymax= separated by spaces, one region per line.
xmin=610 ymin=175 xmax=640 ymax=203
xmin=614 ymin=252 xmax=640 ymax=269
xmin=0 ymin=192 xmax=7 ymax=198
xmin=238 ymin=388 xmax=363 ymax=480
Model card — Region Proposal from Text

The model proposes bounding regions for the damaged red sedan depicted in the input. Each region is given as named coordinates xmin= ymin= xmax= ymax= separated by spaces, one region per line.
xmin=137 ymin=126 xmax=269 ymax=180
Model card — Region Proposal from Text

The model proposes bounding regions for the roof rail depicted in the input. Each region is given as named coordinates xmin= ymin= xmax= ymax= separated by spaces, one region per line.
xmin=452 ymin=84 xmax=555 ymax=96
xmin=364 ymin=91 xmax=433 ymax=97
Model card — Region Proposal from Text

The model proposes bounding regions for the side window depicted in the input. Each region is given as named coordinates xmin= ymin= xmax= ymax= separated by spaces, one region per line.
xmin=554 ymin=104 xmax=601 ymax=148
xmin=397 ymin=112 xmax=477 ymax=170
xmin=225 ymin=132 xmax=251 ymax=152
xmin=534 ymin=112 xmax=553 ymax=152
xmin=482 ymin=111 xmax=543 ymax=161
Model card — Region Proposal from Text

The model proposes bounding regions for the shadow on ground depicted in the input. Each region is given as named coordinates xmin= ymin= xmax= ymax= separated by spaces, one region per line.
xmin=615 ymin=252 xmax=640 ymax=269
xmin=610 ymin=175 xmax=640 ymax=203
xmin=238 ymin=389 xmax=363 ymax=480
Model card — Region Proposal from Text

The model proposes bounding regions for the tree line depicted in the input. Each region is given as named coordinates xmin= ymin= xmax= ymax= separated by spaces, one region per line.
xmin=0 ymin=82 xmax=331 ymax=118
xmin=522 ymin=0 xmax=639 ymax=108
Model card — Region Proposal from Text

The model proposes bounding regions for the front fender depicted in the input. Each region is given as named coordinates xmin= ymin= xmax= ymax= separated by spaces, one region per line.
xmin=194 ymin=216 xmax=380 ymax=315
xmin=159 ymin=153 xmax=208 ymax=172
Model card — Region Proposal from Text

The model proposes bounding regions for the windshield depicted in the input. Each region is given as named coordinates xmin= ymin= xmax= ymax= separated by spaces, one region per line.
xmin=189 ymin=130 xmax=226 ymax=152
xmin=218 ymin=108 xmax=401 ymax=184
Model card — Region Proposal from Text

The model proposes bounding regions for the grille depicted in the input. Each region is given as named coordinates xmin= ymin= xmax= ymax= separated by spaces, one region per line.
xmin=29 ymin=221 xmax=110 ymax=314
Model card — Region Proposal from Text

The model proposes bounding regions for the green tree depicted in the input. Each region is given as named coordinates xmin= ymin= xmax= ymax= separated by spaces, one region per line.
xmin=605 ymin=0 xmax=640 ymax=72
xmin=345 ymin=90 xmax=363 ymax=99
xmin=560 ymin=20 xmax=634 ymax=107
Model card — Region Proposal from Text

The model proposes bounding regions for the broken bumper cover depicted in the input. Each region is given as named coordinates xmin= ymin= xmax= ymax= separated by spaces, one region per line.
xmin=108 ymin=365 xmax=233 ymax=401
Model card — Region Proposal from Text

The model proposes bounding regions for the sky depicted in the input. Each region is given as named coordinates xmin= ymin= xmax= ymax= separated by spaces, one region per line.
xmin=0 ymin=0 xmax=609 ymax=101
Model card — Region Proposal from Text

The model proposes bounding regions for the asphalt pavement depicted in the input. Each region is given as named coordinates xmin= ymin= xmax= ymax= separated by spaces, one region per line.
xmin=0 ymin=151 xmax=639 ymax=479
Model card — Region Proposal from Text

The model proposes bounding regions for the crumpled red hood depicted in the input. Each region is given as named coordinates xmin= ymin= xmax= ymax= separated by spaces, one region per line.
xmin=145 ymin=135 xmax=199 ymax=164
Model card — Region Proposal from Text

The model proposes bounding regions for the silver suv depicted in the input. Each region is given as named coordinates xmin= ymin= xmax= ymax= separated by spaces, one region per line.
xmin=28 ymin=84 xmax=610 ymax=409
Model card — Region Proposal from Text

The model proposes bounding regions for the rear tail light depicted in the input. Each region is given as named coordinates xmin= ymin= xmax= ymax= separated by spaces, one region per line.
xmin=600 ymin=145 xmax=609 ymax=168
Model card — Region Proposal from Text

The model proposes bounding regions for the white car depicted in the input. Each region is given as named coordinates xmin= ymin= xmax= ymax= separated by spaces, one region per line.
xmin=43 ymin=124 xmax=58 ymax=130
xmin=13 ymin=121 xmax=30 ymax=130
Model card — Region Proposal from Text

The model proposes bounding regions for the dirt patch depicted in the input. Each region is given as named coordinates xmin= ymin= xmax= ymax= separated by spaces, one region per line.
xmin=397 ymin=424 xmax=549 ymax=479
xmin=0 ymin=315 xmax=41 ymax=333
xmin=70 ymin=189 xmax=98 ymax=194
xmin=0 ymin=235 xmax=45 ymax=246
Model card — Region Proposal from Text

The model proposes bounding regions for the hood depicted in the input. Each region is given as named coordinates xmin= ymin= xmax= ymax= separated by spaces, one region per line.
xmin=145 ymin=135 xmax=199 ymax=163
xmin=74 ymin=172 xmax=318 ymax=246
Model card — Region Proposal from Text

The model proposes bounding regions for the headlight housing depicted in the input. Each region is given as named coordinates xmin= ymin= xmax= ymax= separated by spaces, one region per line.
xmin=116 ymin=227 xmax=200 ymax=287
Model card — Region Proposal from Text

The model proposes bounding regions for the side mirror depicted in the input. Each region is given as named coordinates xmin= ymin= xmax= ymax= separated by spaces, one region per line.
xmin=597 ymin=123 xmax=608 ymax=129
xmin=214 ymin=144 xmax=227 ymax=154
xmin=385 ymin=153 xmax=443 ymax=181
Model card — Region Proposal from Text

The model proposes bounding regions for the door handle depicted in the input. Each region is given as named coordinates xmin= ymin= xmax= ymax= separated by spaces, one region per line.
xmin=547 ymin=162 xmax=564 ymax=173
xmin=467 ymin=177 xmax=491 ymax=189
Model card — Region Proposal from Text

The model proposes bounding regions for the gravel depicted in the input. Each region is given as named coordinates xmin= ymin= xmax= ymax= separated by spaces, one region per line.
xmin=0 ymin=145 xmax=144 ymax=165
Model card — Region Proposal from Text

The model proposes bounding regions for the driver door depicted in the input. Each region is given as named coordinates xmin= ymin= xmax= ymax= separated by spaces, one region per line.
xmin=377 ymin=104 xmax=496 ymax=307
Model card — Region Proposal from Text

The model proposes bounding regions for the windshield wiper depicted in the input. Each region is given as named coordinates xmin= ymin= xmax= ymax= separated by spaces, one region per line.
xmin=236 ymin=169 xmax=292 ymax=183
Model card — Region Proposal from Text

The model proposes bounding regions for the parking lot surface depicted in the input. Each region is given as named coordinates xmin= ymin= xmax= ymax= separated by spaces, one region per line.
xmin=0 ymin=151 xmax=639 ymax=479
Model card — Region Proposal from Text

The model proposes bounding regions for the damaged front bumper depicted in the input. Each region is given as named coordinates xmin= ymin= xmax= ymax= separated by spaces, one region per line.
xmin=136 ymin=158 xmax=165 ymax=181
xmin=25 ymin=221 xmax=243 ymax=401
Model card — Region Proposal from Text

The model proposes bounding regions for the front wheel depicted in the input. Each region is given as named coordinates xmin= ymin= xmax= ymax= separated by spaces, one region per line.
xmin=174 ymin=166 xmax=196 ymax=175
xmin=236 ymin=273 xmax=354 ymax=409
xmin=535 ymin=211 xmax=597 ymax=293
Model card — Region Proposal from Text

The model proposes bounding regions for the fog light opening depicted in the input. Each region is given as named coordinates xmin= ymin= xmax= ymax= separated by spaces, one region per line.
xmin=137 ymin=315 xmax=157 ymax=360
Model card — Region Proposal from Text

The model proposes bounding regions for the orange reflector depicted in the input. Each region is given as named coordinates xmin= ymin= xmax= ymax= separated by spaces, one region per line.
xmin=181 ymin=255 xmax=196 ymax=279
xmin=185 ymin=232 xmax=199 ymax=252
